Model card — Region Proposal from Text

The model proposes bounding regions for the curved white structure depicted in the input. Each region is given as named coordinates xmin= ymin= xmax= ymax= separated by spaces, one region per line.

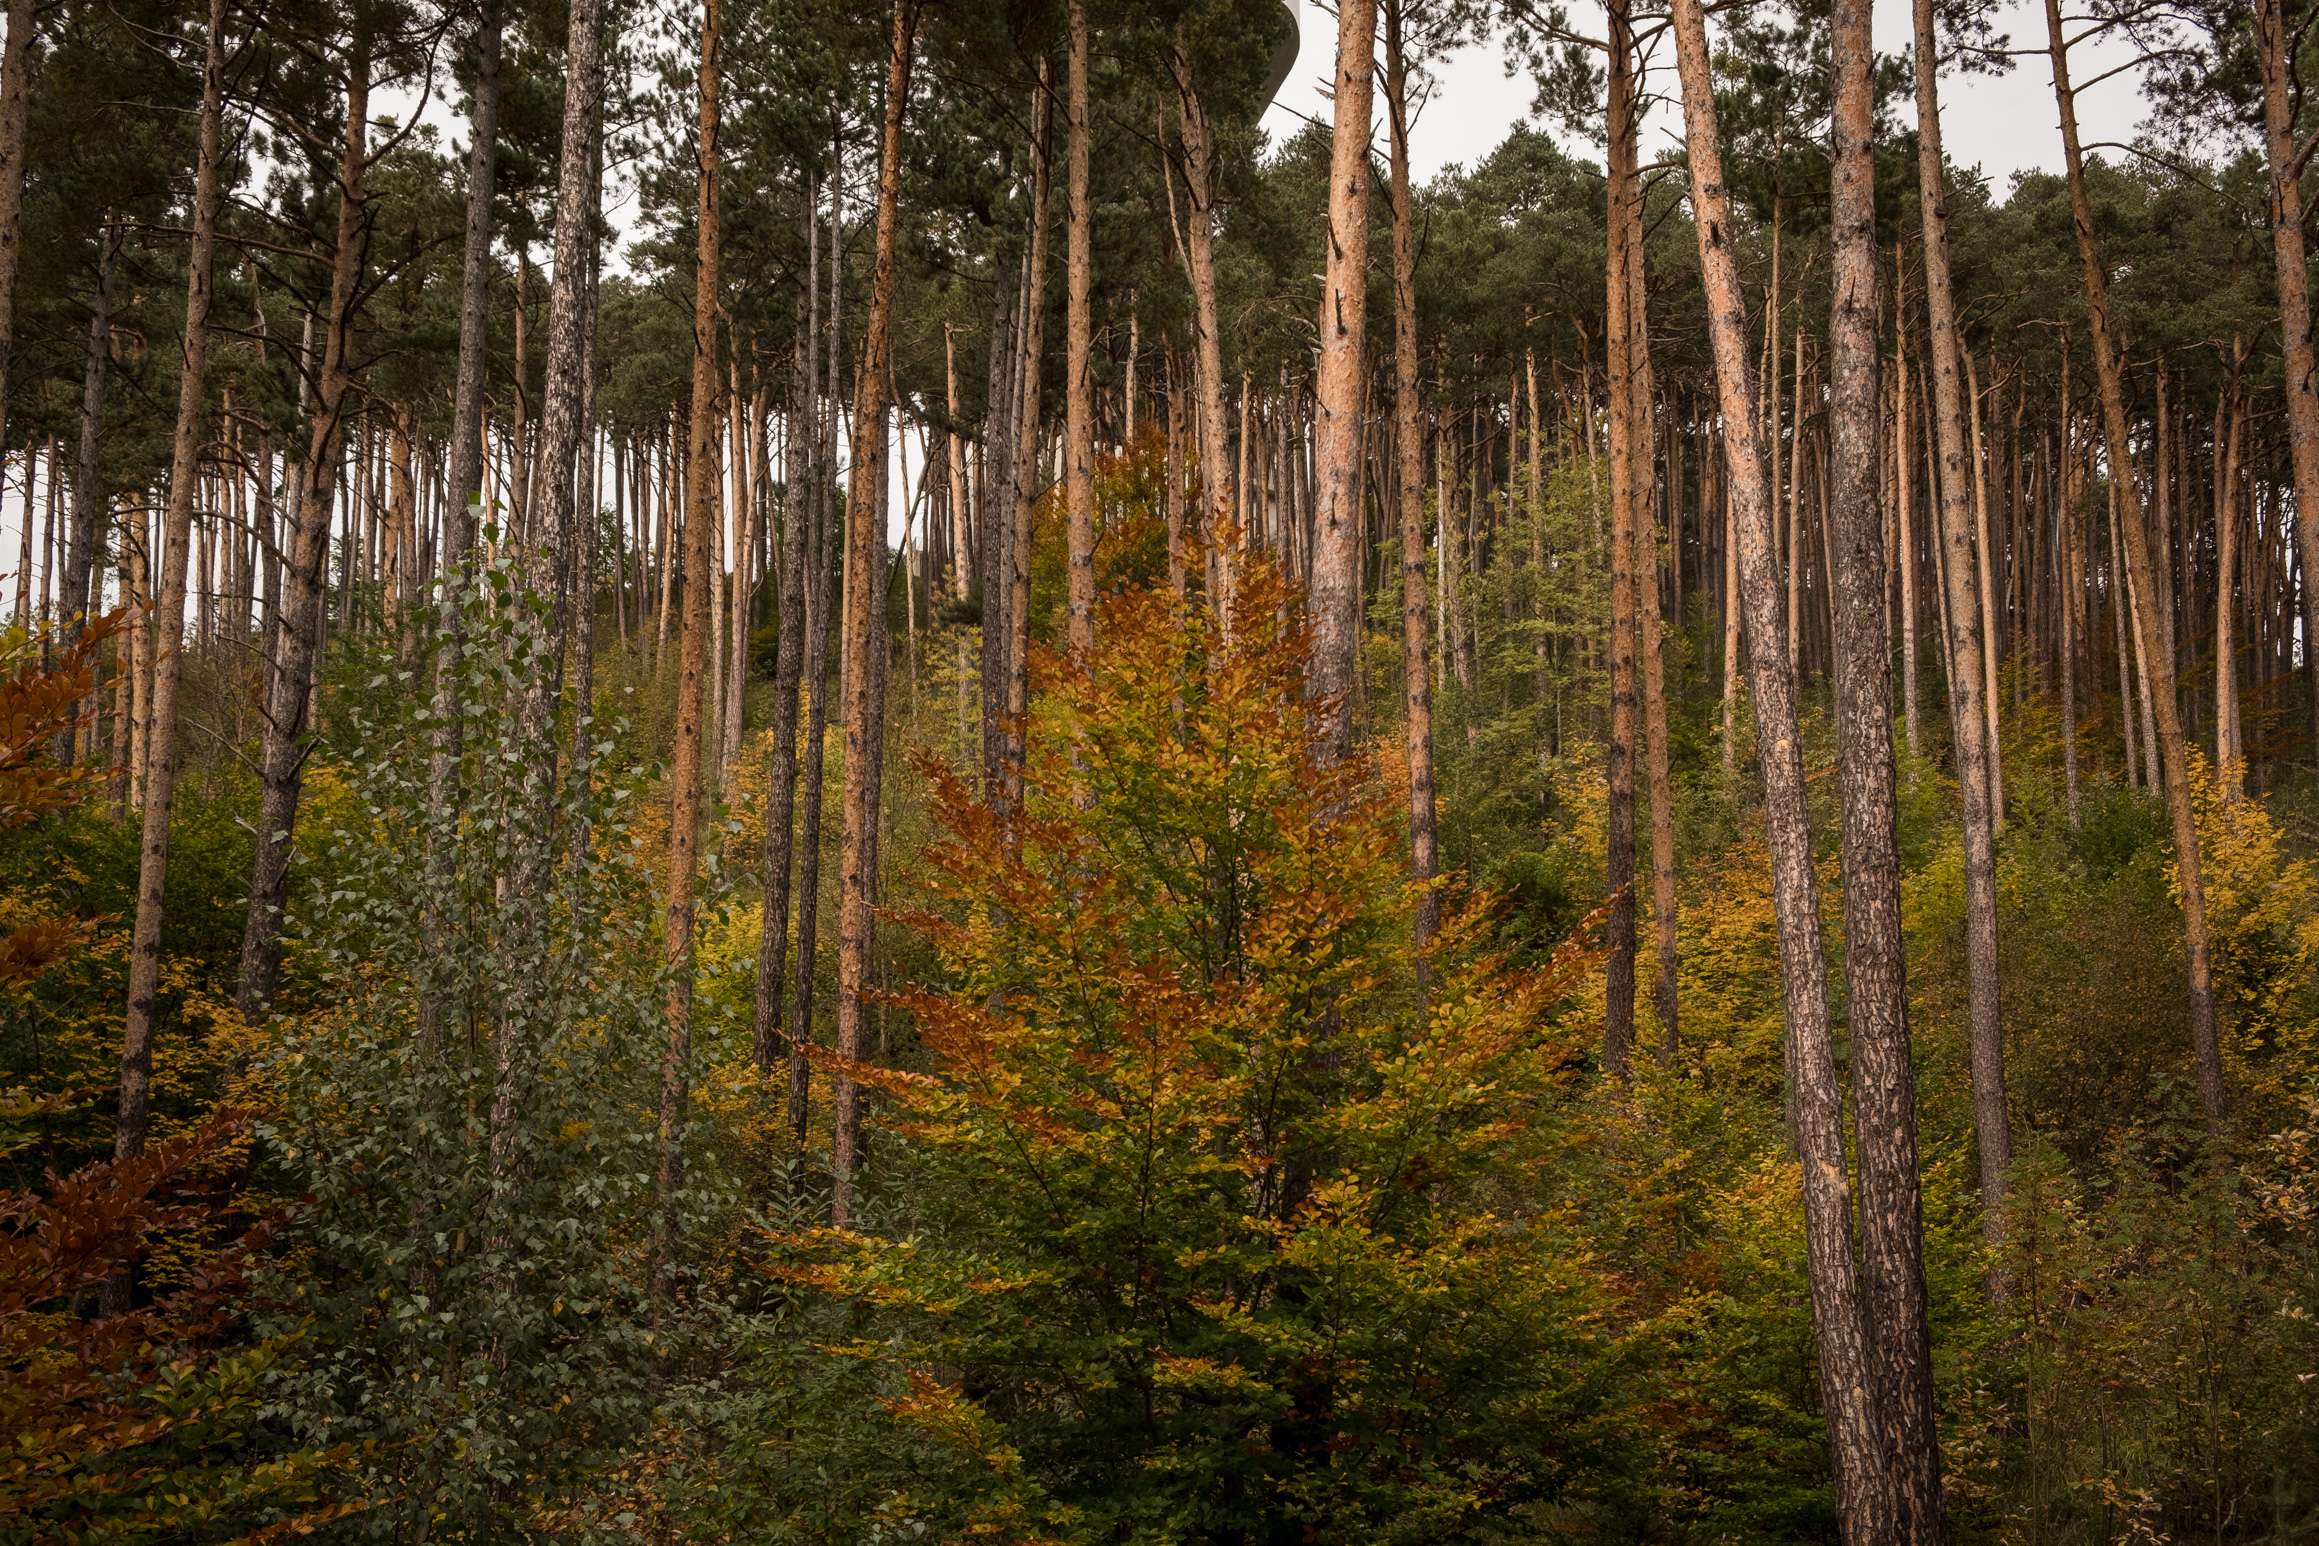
xmin=1261 ymin=0 xmax=1300 ymax=108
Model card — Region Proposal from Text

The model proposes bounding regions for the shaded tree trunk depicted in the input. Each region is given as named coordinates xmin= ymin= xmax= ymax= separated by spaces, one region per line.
xmin=237 ymin=39 xmax=371 ymax=1022
xmin=1381 ymin=0 xmax=1436 ymax=967
xmin=1667 ymin=0 xmax=1898 ymax=1533
xmin=116 ymin=0 xmax=227 ymax=1174
xmin=1064 ymin=0 xmax=1095 ymax=659
xmin=2042 ymin=0 xmax=2226 ymax=1127
xmin=832 ymin=0 xmax=916 ymax=1228
xmin=657 ymin=0 xmax=720 ymax=1293
xmin=1828 ymin=0 xmax=1945 ymax=1527
xmin=2254 ymin=0 xmax=2319 ymax=772
xmin=1912 ymin=0 xmax=2012 ymax=1226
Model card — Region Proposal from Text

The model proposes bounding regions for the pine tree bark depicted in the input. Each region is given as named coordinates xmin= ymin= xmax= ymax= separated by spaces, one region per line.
xmin=2042 ymin=0 xmax=2226 ymax=1126
xmin=978 ymin=243 xmax=1020 ymax=801
xmin=1307 ymin=0 xmax=1376 ymax=764
xmin=1002 ymin=65 xmax=1052 ymax=825
xmin=116 ymin=0 xmax=226 ymax=1171
xmin=1612 ymin=43 xmax=1679 ymax=1059
xmin=56 ymin=219 xmax=120 ymax=764
xmin=1911 ymin=0 xmax=2012 ymax=1224
xmin=755 ymin=181 xmax=816 ymax=1086
xmin=657 ymin=0 xmax=720 ymax=1290
xmin=1667 ymin=0 xmax=1898 ymax=1532
xmin=1828 ymin=0 xmax=1945 ymax=1527
xmin=1381 ymin=0 xmax=1437 ymax=964
xmin=831 ymin=0 xmax=916 ymax=1228
xmin=1602 ymin=4 xmax=1642 ymax=1080
xmin=237 ymin=37 xmax=370 ymax=1022
xmin=1063 ymin=0 xmax=1095 ymax=660
xmin=1171 ymin=37 xmax=1234 ymax=626
xmin=419 ymin=0 xmax=503 ymax=1057
xmin=0 ymin=0 xmax=38 ymax=478
xmin=2253 ymin=0 xmax=2319 ymax=771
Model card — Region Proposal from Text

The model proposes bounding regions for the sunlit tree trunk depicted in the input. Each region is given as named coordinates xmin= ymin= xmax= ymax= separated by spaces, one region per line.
xmin=1307 ymin=0 xmax=1376 ymax=764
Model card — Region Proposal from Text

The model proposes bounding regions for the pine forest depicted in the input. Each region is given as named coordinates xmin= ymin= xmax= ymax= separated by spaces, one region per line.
xmin=2 ymin=0 xmax=2318 ymax=1538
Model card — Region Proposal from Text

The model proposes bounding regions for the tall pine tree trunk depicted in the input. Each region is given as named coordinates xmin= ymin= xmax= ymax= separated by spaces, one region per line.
xmin=2042 ymin=0 xmax=2226 ymax=1126
xmin=237 ymin=37 xmax=369 ymax=1022
xmin=1381 ymin=0 xmax=1436 ymax=965
xmin=116 ymin=0 xmax=226 ymax=1171
xmin=1667 ymin=0 xmax=1898 ymax=1531
xmin=1063 ymin=0 xmax=1095 ymax=659
xmin=657 ymin=0 xmax=720 ymax=1291
xmin=2254 ymin=0 xmax=2319 ymax=770
xmin=1307 ymin=0 xmax=1376 ymax=764
xmin=1828 ymin=0 xmax=1945 ymax=1527
xmin=1913 ymin=0 xmax=2012 ymax=1225
xmin=0 ymin=0 xmax=38 ymax=479
xmin=832 ymin=0 xmax=916 ymax=1228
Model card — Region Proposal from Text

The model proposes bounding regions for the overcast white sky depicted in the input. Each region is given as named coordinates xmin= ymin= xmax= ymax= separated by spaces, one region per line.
xmin=1259 ymin=0 xmax=2154 ymax=194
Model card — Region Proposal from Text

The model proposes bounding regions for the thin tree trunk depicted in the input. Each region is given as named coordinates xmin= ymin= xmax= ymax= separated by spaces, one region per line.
xmin=1002 ymin=64 xmax=1053 ymax=825
xmin=1064 ymin=0 xmax=1095 ymax=659
xmin=755 ymin=180 xmax=816 ymax=1093
xmin=419 ymin=0 xmax=503 ymax=1057
xmin=1381 ymin=0 xmax=1437 ymax=970
xmin=1622 ymin=100 xmax=1679 ymax=1058
xmin=1667 ymin=0 xmax=1898 ymax=1533
xmin=2214 ymin=361 xmax=2245 ymax=795
xmin=1895 ymin=253 xmax=1920 ymax=765
xmin=2042 ymin=0 xmax=2226 ymax=1126
xmin=1964 ymin=350 xmax=2003 ymax=825
xmin=237 ymin=38 xmax=370 ymax=1022
xmin=115 ymin=0 xmax=226 ymax=1180
xmin=657 ymin=0 xmax=720 ymax=1294
xmin=1913 ymin=0 xmax=2012 ymax=1231
xmin=1172 ymin=37 xmax=1234 ymax=629
xmin=831 ymin=0 xmax=916 ymax=1228
xmin=1602 ymin=4 xmax=1642 ymax=1079
xmin=0 ymin=0 xmax=38 ymax=482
